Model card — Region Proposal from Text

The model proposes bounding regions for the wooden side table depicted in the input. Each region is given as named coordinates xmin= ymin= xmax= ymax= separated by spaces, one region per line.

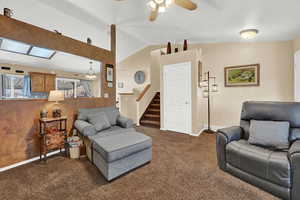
xmin=39 ymin=116 xmax=68 ymax=161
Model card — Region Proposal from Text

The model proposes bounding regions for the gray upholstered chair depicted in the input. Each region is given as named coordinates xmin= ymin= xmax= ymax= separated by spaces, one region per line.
xmin=74 ymin=106 xmax=152 ymax=181
xmin=216 ymin=101 xmax=300 ymax=200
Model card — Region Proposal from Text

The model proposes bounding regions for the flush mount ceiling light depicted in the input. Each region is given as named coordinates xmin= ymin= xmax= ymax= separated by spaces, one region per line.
xmin=240 ymin=29 xmax=259 ymax=40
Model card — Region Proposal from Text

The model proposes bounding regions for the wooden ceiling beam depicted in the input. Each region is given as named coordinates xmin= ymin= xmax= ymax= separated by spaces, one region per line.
xmin=0 ymin=14 xmax=115 ymax=64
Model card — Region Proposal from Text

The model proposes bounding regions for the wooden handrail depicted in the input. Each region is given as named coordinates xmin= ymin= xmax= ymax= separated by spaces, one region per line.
xmin=118 ymin=93 xmax=134 ymax=96
xmin=136 ymin=84 xmax=151 ymax=102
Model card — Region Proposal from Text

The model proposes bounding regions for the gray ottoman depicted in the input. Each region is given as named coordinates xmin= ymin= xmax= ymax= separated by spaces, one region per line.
xmin=92 ymin=132 xmax=152 ymax=181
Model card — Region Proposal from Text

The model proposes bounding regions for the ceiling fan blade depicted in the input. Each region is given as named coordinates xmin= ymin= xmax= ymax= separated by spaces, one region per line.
xmin=174 ymin=0 xmax=197 ymax=10
xmin=149 ymin=7 xmax=159 ymax=22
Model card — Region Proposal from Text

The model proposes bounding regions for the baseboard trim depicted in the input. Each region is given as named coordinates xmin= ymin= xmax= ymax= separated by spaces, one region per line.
xmin=202 ymin=125 xmax=226 ymax=132
xmin=0 ymin=150 xmax=64 ymax=173
xmin=190 ymin=131 xmax=202 ymax=137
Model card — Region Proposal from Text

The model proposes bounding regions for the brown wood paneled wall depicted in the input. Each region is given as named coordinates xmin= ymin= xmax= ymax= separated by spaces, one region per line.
xmin=0 ymin=15 xmax=117 ymax=168
xmin=0 ymin=99 xmax=114 ymax=168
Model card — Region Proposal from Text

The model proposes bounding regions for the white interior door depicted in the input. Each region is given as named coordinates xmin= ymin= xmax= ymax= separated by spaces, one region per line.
xmin=295 ymin=51 xmax=300 ymax=101
xmin=163 ymin=62 xmax=192 ymax=134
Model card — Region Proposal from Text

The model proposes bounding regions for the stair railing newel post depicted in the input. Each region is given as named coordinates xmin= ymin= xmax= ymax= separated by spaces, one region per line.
xmin=199 ymin=70 xmax=218 ymax=134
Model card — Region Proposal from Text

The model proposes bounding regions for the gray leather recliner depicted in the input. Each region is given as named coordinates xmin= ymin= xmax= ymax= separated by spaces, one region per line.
xmin=216 ymin=101 xmax=300 ymax=200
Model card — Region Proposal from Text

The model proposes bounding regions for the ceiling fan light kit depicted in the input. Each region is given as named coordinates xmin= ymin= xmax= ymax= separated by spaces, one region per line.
xmin=148 ymin=1 xmax=157 ymax=10
xmin=148 ymin=0 xmax=197 ymax=21
xmin=158 ymin=6 xmax=166 ymax=13
xmin=148 ymin=0 xmax=172 ymax=11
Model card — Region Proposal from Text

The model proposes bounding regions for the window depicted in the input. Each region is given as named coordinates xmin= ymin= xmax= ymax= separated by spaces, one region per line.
xmin=0 ymin=38 xmax=31 ymax=54
xmin=0 ymin=37 xmax=56 ymax=59
xmin=2 ymin=74 xmax=24 ymax=98
xmin=56 ymin=78 xmax=93 ymax=98
xmin=76 ymin=80 xmax=92 ymax=98
xmin=29 ymin=46 xmax=56 ymax=59
xmin=56 ymin=78 xmax=77 ymax=98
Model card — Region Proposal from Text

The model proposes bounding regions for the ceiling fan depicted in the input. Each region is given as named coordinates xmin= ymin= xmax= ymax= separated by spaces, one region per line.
xmin=148 ymin=0 xmax=197 ymax=21
xmin=115 ymin=0 xmax=198 ymax=22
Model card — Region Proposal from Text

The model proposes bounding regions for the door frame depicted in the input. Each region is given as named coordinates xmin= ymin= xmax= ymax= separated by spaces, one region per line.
xmin=295 ymin=51 xmax=300 ymax=101
xmin=163 ymin=62 xmax=192 ymax=134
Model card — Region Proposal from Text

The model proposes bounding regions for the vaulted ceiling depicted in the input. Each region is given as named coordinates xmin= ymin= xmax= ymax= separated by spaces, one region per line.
xmin=1 ymin=0 xmax=300 ymax=62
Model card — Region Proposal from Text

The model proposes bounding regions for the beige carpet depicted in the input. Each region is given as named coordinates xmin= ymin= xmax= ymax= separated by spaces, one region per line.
xmin=0 ymin=126 xmax=278 ymax=200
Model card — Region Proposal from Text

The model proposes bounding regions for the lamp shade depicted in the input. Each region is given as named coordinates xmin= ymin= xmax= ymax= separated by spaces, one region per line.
xmin=48 ymin=90 xmax=64 ymax=102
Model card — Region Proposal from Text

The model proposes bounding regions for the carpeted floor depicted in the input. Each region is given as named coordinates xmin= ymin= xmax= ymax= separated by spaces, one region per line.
xmin=0 ymin=126 xmax=278 ymax=200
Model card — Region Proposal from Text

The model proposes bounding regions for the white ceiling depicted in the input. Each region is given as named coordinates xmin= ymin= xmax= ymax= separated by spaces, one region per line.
xmin=1 ymin=0 xmax=300 ymax=63
xmin=43 ymin=0 xmax=300 ymax=44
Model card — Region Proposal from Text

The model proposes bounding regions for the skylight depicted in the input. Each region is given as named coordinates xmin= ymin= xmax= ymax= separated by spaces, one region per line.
xmin=29 ymin=46 xmax=56 ymax=59
xmin=0 ymin=38 xmax=56 ymax=59
xmin=0 ymin=38 xmax=31 ymax=54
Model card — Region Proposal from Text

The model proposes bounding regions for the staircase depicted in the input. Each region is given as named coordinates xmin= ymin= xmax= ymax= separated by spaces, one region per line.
xmin=140 ymin=92 xmax=160 ymax=128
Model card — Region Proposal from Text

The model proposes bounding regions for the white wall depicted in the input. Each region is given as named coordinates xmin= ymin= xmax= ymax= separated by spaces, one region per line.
xmin=117 ymin=47 xmax=155 ymax=95
xmin=193 ymin=42 xmax=294 ymax=127
xmin=0 ymin=0 xmax=147 ymax=62
xmin=118 ymin=41 xmax=294 ymax=129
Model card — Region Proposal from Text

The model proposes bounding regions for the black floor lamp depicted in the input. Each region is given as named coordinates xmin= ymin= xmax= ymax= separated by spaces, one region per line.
xmin=199 ymin=71 xmax=218 ymax=134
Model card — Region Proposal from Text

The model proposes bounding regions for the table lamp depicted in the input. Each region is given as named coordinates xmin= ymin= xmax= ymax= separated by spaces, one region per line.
xmin=48 ymin=90 xmax=64 ymax=118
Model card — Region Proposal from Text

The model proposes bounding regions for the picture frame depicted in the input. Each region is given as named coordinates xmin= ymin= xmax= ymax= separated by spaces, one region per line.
xmin=224 ymin=64 xmax=260 ymax=87
xmin=106 ymin=64 xmax=114 ymax=82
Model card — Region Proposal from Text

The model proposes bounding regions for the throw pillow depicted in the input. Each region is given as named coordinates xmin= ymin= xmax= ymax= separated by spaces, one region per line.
xmin=87 ymin=112 xmax=111 ymax=132
xmin=249 ymin=120 xmax=290 ymax=150
xmin=117 ymin=115 xmax=134 ymax=128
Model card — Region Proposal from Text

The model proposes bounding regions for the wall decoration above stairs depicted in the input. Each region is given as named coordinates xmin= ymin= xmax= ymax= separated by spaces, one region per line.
xmin=140 ymin=92 xmax=160 ymax=128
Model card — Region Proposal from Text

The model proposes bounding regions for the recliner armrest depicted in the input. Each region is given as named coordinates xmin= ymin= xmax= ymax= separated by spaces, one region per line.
xmin=288 ymin=140 xmax=300 ymax=200
xmin=74 ymin=120 xmax=97 ymax=137
xmin=117 ymin=115 xmax=134 ymax=128
xmin=217 ymin=126 xmax=243 ymax=144
xmin=216 ymin=126 xmax=242 ymax=171
xmin=289 ymin=140 xmax=300 ymax=157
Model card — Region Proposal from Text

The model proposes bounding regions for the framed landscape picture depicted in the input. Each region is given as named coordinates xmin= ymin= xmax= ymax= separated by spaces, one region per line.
xmin=224 ymin=64 xmax=260 ymax=87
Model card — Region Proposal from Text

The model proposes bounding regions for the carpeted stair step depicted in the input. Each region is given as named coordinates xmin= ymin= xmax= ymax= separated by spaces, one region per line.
xmin=144 ymin=114 xmax=160 ymax=121
xmin=140 ymin=120 xmax=160 ymax=128
xmin=140 ymin=92 xmax=161 ymax=129
xmin=147 ymin=109 xmax=160 ymax=114
xmin=150 ymin=104 xmax=160 ymax=108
